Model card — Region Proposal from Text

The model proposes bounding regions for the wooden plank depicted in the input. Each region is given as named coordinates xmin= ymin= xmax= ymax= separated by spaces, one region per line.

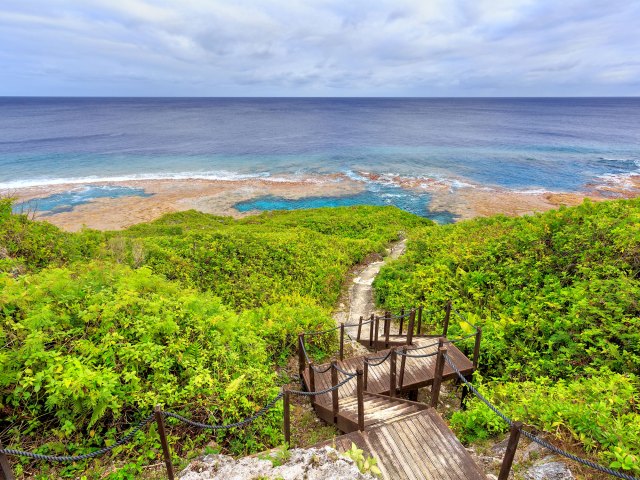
xmin=425 ymin=409 xmax=486 ymax=479
xmin=384 ymin=419 xmax=432 ymax=480
xmin=404 ymin=414 xmax=454 ymax=480
xmin=384 ymin=425 xmax=422 ymax=480
xmin=409 ymin=413 xmax=460 ymax=480
xmin=390 ymin=419 xmax=442 ymax=480
xmin=374 ymin=422 xmax=419 ymax=480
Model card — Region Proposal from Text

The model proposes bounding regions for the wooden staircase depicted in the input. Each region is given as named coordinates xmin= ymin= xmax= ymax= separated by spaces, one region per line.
xmin=295 ymin=311 xmax=487 ymax=479
xmin=338 ymin=392 xmax=426 ymax=429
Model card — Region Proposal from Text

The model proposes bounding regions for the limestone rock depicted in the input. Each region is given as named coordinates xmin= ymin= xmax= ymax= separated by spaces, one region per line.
xmin=179 ymin=446 xmax=375 ymax=480
xmin=523 ymin=456 xmax=574 ymax=480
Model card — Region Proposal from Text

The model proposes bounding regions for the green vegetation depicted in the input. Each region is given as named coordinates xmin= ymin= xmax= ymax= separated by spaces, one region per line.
xmin=374 ymin=198 xmax=640 ymax=473
xmin=0 ymin=202 xmax=427 ymax=478
xmin=342 ymin=442 xmax=382 ymax=477
xmin=3 ymin=195 xmax=640 ymax=477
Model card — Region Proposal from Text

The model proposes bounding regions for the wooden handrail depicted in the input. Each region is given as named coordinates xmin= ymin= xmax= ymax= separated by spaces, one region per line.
xmin=297 ymin=333 xmax=305 ymax=378
xmin=406 ymin=308 xmax=416 ymax=345
xmin=389 ymin=348 xmax=397 ymax=398
xmin=331 ymin=361 xmax=339 ymax=423
xmin=443 ymin=301 xmax=451 ymax=337
xmin=498 ymin=421 xmax=522 ymax=480
xmin=356 ymin=368 xmax=365 ymax=431
xmin=430 ymin=346 xmax=447 ymax=408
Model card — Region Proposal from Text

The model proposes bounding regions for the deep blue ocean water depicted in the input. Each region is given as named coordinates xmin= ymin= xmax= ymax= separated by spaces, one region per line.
xmin=1 ymin=97 xmax=639 ymax=220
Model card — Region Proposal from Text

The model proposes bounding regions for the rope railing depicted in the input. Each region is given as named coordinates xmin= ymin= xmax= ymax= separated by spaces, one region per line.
xmin=364 ymin=349 xmax=393 ymax=366
xmin=443 ymin=353 xmax=640 ymax=480
xmin=0 ymin=414 xmax=155 ymax=462
xmin=333 ymin=362 xmax=358 ymax=377
xmin=163 ymin=392 xmax=285 ymax=430
xmin=0 ymin=389 xmax=286 ymax=480
xmin=288 ymin=372 xmax=356 ymax=397
xmin=396 ymin=349 xmax=439 ymax=359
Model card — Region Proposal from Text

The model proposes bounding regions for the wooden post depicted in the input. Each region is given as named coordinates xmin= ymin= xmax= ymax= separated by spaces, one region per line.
xmin=363 ymin=361 xmax=369 ymax=390
xmin=0 ymin=439 xmax=15 ymax=480
xmin=473 ymin=326 xmax=483 ymax=369
xmin=430 ymin=347 xmax=447 ymax=408
xmin=369 ymin=314 xmax=375 ymax=347
xmin=339 ymin=323 xmax=345 ymax=361
xmin=498 ymin=422 xmax=523 ymax=480
xmin=384 ymin=311 xmax=391 ymax=349
xmin=417 ymin=305 xmax=423 ymax=335
xmin=357 ymin=315 xmax=363 ymax=342
xmin=406 ymin=309 xmax=416 ymax=345
xmin=283 ymin=389 xmax=291 ymax=446
xmin=308 ymin=363 xmax=316 ymax=405
xmin=331 ymin=361 xmax=339 ymax=423
xmin=155 ymin=406 xmax=175 ymax=480
xmin=443 ymin=301 xmax=451 ymax=337
xmin=356 ymin=368 xmax=365 ymax=431
xmin=389 ymin=348 xmax=397 ymax=398
xmin=298 ymin=333 xmax=306 ymax=378
xmin=398 ymin=307 xmax=405 ymax=335
xmin=398 ymin=346 xmax=407 ymax=392
xmin=374 ymin=315 xmax=380 ymax=351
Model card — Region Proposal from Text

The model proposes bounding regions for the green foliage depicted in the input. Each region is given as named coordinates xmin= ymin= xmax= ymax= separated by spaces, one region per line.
xmin=113 ymin=206 xmax=430 ymax=310
xmin=1 ymin=264 xmax=282 ymax=455
xmin=0 ymin=207 xmax=102 ymax=274
xmin=450 ymin=370 xmax=640 ymax=473
xmin=374 ymin=198 xmax=640 ymax=469
xmin=342 ymin=442 xmax=382 ymax=477
xmin=0 ymin=203 xmax=425 ymax=478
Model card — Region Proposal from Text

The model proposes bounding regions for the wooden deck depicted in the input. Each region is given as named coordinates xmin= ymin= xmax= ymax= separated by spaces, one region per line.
xmin=300 ymin=334 xmax=484 ymax=479
xmin=302 ymin=337 xmax=475 ymax=406
xmin=325 ymin=409 xmax=486 ymax=480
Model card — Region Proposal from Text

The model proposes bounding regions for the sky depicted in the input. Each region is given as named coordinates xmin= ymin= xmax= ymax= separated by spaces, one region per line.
xmin=1 ymin=0 xmax=639 ymax=97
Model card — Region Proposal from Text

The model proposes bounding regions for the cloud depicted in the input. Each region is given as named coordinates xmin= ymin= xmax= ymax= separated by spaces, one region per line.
xmin=0 ymin=0 xmax=638 ymax=96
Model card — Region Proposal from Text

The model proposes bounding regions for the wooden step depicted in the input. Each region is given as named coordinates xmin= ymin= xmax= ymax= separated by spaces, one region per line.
xmin=338 ymin=393 xmax=426 ymax=429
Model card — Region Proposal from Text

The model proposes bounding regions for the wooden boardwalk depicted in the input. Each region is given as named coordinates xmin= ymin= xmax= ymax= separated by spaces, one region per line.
xmin=302 ymin=337 xmax=475 ymax=406
xmin=299 ymin=331 xmax=484 ymax=479
xmin=326 ymin=409 xmax=486 ymax=480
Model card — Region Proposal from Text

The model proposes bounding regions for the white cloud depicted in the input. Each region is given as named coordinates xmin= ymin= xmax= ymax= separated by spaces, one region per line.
xmin=0 ymin=0 xmax=638 ymax=95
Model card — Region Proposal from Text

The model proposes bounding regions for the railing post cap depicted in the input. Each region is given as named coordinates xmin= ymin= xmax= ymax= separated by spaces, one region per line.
xmin=356 ymin=368 xmax=363 ymax=375
xmin=154 ymin=404 xmax=162 ymax=412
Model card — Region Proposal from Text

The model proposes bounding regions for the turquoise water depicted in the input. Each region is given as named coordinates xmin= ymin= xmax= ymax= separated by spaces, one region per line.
xmin=13 ymin=186 xmax=151 ymax=216
xmin=235 ymin=184 xmax=456 ymax=223
xmin=2 ymin=97 xmax=639 ymax=220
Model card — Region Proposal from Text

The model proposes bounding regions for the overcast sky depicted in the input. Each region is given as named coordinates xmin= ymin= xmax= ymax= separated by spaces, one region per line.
xmin=1 ymin=0 xmax=639 ymax=97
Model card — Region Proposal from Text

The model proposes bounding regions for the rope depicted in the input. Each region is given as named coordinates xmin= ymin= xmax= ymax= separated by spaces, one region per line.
xmin=0 ymin=413 xmax=155 ymax=462
xmin=397 ymin=349 xmax=439 ymax=359
xmin=288 ymin=374 xmax=356 ymax=396
xmin=344 ymin=318 xmax=374 ymax=328
xmin=364 ymin=350 xmax=393 ymax=366
xmin=310 ymin=362 xmax=333 ymax=374
xmin=163 ymin=392 xmax=283 ymax=430
xmin=333 ymin=363 xmax=358 ymax=376
xmin=443 ymin=354 xmax=640 ymax=480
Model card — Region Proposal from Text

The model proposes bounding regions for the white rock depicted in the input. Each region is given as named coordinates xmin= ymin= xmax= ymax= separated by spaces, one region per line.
xmin=179 ymin=446 xmax=375 ymax=480
xmin=523 ymin=456 xmax=575 ymax=480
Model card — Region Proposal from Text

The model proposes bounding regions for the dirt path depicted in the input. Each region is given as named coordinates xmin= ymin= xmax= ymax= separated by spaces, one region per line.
xmin=333 ymin=238 xmax=407 ymax=352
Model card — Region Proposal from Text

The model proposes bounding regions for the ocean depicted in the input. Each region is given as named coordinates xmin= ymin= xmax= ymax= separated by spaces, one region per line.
xmin=1 ymin=97 xmax=639 ymax=220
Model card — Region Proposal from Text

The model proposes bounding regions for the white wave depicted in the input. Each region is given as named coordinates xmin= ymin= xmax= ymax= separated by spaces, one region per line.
xmin=0 ymin=170 xmax=329 ymax=189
